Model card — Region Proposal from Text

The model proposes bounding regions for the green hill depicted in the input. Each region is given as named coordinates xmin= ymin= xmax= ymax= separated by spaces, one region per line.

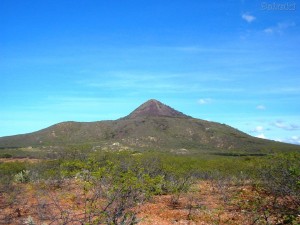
xmin=0 ymin=99 xmax=299 ymax=153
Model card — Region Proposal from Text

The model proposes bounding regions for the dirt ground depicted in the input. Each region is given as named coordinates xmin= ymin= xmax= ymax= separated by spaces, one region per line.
xmin=0 ymin=158 xmax=41 ymax=163
xmin=0 ymin=180 xmax=298 ymax=225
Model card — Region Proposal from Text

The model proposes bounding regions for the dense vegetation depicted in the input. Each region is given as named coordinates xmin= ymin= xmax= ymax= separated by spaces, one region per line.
xmin=0 ymin=147 xmax=299 ymax=224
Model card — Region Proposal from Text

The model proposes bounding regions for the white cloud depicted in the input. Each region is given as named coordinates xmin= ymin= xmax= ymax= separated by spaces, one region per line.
xmin=251 ymin=126 xmax=265 ymax=134
xmin=197 ymin=98 xmax=212 ymax=105
xmin=256 ymin=133 xmax=266 ymax=139
xmin=242 ymin=13 xmax=256 ymax=23
xmin=264 ymin=28 xmax=274 ymax=34
xmin=256 ymin=104 xmax=266 ymax=110
xmin=284 ymin=136 xmax=300 ymax=145
xmin=292 ymin=136 xmax=299 ymax=140
xmin=255 ymin=126 xmax=264 ymax=132
xmin=264 ymin=22 xmax=295 ymax=34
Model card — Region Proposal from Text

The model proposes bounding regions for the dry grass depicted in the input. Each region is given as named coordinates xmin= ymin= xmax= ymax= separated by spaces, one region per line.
xmin=0 ymin=158 xmax=41 ymax=163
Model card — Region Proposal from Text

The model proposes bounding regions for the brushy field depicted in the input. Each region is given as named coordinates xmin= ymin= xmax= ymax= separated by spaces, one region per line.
xmin=0 ymin=147 xmax=299 ymax=225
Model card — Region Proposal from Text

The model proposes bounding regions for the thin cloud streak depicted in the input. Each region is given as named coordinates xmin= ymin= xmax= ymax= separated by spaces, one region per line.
xmin=271 ymin=121 xmax=300 ymax=131
xmin=264 ymin=22 xmax=296 ymax=34
xmin=256 ymin=105 xmax=266 ymax=110
xmin=77 ymin=72 xmax=245 ymax=94
xmin=198 ymin=98 xmax=212 ymax=105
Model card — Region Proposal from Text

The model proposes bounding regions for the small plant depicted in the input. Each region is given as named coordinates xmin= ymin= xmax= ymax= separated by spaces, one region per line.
xmin=24 ymin=216 xmax=36 ymax=225
xmin=14 ymin=170 xmax=30 ymax=183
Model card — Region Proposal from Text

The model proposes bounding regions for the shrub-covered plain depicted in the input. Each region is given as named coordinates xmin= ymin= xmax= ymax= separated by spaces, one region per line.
xmin=0 ymin=148 xmax=299 ymax=224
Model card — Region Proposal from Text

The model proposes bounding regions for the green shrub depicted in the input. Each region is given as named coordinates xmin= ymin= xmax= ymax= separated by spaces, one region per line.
xmin=0 ymin=162 xmax=28 ymax=194
xmin=14 ymin=170 xmax=30 ymax=183
xmin=0 ymin=153 xmax=13 ymax=158
xmin=259 ymin=153 xmax=300 ymax=202
xmin=258 ymin=153 xmax=300 ymax=221
xmin=38 ymin=158 xmax=164 ymax=224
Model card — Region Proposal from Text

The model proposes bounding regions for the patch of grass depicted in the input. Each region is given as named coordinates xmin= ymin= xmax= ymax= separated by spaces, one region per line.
xmin=0 ymin=148 xmax=47 ymax=159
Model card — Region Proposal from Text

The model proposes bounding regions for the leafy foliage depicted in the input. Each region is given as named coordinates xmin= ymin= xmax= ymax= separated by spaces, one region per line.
xmin=0 ymin=161 xmax=27 ymax=192
xmin=14 ymin=170 xmax=30 ymax=183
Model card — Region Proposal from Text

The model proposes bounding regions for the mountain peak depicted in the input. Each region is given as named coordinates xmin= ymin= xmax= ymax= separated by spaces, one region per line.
xmin=126 ymin=99 xmax=190 ymax=119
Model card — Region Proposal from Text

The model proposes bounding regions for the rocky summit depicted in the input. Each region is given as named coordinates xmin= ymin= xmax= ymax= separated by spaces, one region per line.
xmin=125 ymin=99 xmax=190 ymax=119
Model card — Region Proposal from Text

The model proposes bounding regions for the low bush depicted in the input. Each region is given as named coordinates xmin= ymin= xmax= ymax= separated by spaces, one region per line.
xmin=259 ymin=153 xmax=300 ymax=203
xmin=14 ymin=170 xmax=30 ymax=183
xmin=0 ymin=153 xmax=13 ymax=158
xmin=0 ymin=162 xmax=28 ymax=192
xmin=257 ymin=153 xmax=300 ymax=222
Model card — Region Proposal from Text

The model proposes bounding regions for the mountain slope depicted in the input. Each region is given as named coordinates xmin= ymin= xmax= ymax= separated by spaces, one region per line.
xmin=0 ymin=99 xmax=299 ymax=152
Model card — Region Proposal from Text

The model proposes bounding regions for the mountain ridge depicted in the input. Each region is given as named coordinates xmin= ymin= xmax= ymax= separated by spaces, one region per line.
xmin=0 ymin=99 xmax=299 ymax=152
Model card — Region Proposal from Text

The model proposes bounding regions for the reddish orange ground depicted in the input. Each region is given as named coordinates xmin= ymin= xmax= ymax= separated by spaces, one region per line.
xmin=0 ymin=181 xmax=299 ymax=225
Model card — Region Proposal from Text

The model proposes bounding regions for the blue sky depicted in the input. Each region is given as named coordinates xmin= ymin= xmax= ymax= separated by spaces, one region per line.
xmin=1 ymin=0 xmax=300 ymax=144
